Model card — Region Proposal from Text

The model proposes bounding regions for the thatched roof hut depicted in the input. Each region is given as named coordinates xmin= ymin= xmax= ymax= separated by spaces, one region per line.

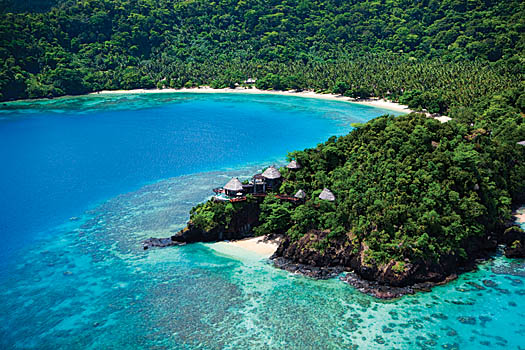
xmin=224 ymin=178 xmax=244 ymax=192
xmin=294 ymin=189 xmax=306 ymax=199
xmin=286 ymin=160 xmax=302 ymax=169
xmin=262 ymin=166 xmax=282 ymax=179
xmin=319 ymin=188 xmax=335 ymax=201
xmin=517 ymin=141 xmax=525 ymax=146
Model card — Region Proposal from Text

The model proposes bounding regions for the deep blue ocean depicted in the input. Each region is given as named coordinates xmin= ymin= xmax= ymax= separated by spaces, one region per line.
xmin=0 ymin=92 xmax=523 ymax=349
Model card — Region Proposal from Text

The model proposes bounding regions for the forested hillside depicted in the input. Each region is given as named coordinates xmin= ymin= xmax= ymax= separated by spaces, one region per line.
xmin=1 ymin=0 xmax=523 ymax=112
xmin=187 ymin=92 xmax=525 ymax=288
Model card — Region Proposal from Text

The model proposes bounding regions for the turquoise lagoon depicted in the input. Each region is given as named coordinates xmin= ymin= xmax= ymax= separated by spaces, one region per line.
xmin=0 ymin=93 xmax=523 ymax=349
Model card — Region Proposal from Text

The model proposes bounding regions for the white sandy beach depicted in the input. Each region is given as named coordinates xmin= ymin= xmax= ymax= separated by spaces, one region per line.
xmin=515 ymin=208 xmax=525 ymax=224
xmin=210 ymin=235 xmax=280 ymax=258
xmin=91 ymin=86 xmax=415 ymax=114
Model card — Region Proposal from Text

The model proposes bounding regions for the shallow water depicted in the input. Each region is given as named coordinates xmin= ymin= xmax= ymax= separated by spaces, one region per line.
xmin=0 ymin=93 xmax=523 ymax=349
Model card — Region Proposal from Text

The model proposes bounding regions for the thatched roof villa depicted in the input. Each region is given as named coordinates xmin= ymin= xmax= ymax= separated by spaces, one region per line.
xmin=262 ymin=166 xmax=282 ymax=179
xmin=286 ymin=160 xmax=301 ymax=170
xmin=294 ymin=189 xmax=306 ymax=199
xmin=223 ymin=177 xmax=244 ymax=196
xmin=319 ymin=188 xmax=335 ymax=201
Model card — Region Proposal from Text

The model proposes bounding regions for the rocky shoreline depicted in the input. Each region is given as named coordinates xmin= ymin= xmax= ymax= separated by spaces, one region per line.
xmin=142 ymin=205 xmax=525 ymax=299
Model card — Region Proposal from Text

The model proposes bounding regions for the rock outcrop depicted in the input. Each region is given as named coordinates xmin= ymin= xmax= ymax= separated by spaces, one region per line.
xmin=142 ymin=201 xmax=261 ymax=248
xmin=142 ymin=200 xmax=525 ymax=298
xmin=501 ymin=226 xmax=525 ymax=258
xmin=269 ymin=227 xmax=511 ymax=299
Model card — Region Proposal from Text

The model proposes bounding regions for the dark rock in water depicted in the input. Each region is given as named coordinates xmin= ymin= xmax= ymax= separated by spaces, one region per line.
xmin=482 ymin=279 xmax=497 ymax=287
xmin=431 ymin=313 xmax=448 ymax=320
xmin=339 ymin=272 xmax=415 ymax=299
xmin=374 ymin=335 xmax=385 ymax=344
xmin=504 ymin=241 xmax=525 ymax=258
xmin=457 ymin=316 xmax=476 ymax=325
xmin=479 ymin=315 xmax=492 ymax=327
xmin=466 ymin=281 xmax=485 ymax=290
xmin=142 ymin=237 xmax=183 ymax=250
xmin=501 ymin=226 xmax=525 ymax=258
xmin=272 ymin=257 xmax=344 ymax=279
xmin=382 ymin=326 xmax=394 ymax=333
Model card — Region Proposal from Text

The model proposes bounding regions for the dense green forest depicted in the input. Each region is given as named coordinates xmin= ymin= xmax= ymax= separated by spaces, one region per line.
xmin=1 ymin=0 xmax=523 ymax=114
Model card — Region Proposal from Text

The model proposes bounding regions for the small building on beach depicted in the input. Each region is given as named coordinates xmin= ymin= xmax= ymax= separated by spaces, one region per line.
xmin=319 ymin=188 xmax=335 ymax=201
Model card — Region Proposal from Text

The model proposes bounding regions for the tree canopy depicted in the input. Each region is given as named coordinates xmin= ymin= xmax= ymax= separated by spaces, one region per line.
xmin=0 ymin=0 xmax=523 ymax=114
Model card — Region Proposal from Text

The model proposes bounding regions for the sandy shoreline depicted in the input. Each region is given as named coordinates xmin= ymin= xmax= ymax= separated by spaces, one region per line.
xmin=211 ymin=235 xmax=280 ymax=258
xmin=514 ymin=208 xmax=525 ymax=224
xmin=91 ymin=86 xmax=414 ymax=114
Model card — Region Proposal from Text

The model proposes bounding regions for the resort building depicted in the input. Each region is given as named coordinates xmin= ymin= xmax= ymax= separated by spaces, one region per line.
xmin=319 ymin=188 xmax=335 ymax=201
xmin=223 ymin=177 xmax=244 ymax=197
xmin=261 ymin=166 xmax=282 ymax=190
xmin=286 ymin=160 xmax=301 ymax=170
xmin=212 ymin=165 xmax=288 ymax=202
xmin=294 ymin=189 xmax=306 ymax=201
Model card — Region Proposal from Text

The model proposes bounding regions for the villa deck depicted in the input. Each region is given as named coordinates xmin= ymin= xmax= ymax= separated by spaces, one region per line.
xmin=275 ymin=194 xmax=301 ymax=202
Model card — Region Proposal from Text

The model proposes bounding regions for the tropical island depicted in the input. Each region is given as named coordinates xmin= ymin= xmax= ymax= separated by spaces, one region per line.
xmin=2 ymin=0 xmax=524 ymax=298
xmin=144 ymin=105 xmax=525 ymax=298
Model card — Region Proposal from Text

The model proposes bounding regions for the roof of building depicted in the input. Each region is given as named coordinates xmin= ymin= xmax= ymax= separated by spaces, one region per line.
xmin=262 ymin=166 xmax=282 ymax=179
xmin=286 ymin=160 xmax=301 ymax=169
xmin=294 ymin=189 xmax=306 ymax=199
xmin=517 ymin=141 xmax=525 ymax=146
xmin=319 ymin=188 xmax=335 ymax=201
xmin=224 ymin=177 xmax=244 ymax=192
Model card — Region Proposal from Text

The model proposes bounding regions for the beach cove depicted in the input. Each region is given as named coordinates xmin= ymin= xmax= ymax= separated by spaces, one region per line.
xmin=0 ymin=92 xmax=523 ymax=349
